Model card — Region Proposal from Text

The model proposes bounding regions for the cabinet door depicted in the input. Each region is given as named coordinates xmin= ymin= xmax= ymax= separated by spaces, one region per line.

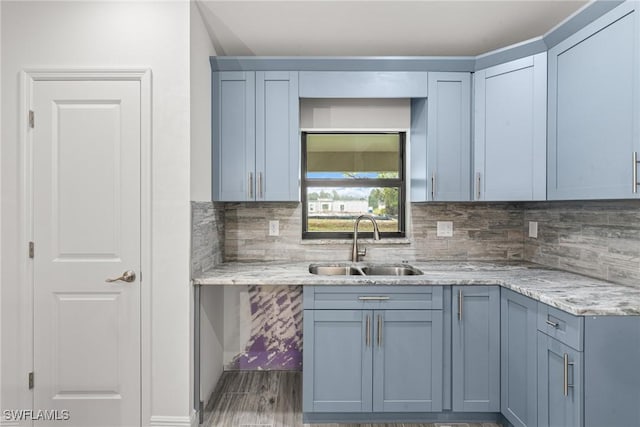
xmin=474 ymin=54 xmax=546 ymax=201
xmin=537 ymin=333 xmax=583 ymax=427
xmin=425 ymin=72 xmax=471 ymax=201
xmin=212 ymin=71 xmax=256 ymax=201
xmin=373 ymin=310 xmax=443 ymax=412
xmin=302 ymin=310 xmax=373 ymax=413
xmin=548 ymin=3 xmax=640 ymax=200
xmin=501 ymin=289 xmax=538 ymax=427
xmin=452 ymin=286 xmax=500 ymax=412
xmin=256 ymin=71 xmax=300 ymax=201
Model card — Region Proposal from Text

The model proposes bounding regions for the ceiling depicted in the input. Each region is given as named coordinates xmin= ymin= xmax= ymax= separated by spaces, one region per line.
xmin=196 ymin=0 xmax=588 ymax=57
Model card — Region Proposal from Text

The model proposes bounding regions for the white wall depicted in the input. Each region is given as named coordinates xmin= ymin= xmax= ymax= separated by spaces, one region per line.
xmin=300 ymin=98 xmax=411 ymax=129
xmin=191 ymin=1 xmax=214 ymax=202
xmin=1 ymin=1 xmax=192 ymax=425
xmin=190 ymin=0 xmax=224 ymax=408
xmin=0 ymin=0 xmax=3 ymax=416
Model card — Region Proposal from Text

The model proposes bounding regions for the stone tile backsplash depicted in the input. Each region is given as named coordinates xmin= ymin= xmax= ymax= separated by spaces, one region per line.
xmin=223 ymin=202 xmax=525 ymax=263
xmin=191 ymin=200 xmax=640 ymax=286
xmin=524 ymin=200 xmax=640 ymax=287
xmin=191 ymin=201 xmax=225 ymax=275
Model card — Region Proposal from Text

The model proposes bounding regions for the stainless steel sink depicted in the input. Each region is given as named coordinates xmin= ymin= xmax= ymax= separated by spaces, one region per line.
xmin=308 ymin=265 xmax=364 ymax=276
xmin=308 ymin=263 xmax=423 ymax=276
xmin=361 ymin=265 xmax=423 ymax=276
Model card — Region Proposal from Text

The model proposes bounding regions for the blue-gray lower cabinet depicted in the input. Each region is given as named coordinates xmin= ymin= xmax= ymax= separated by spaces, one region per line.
xmin=373 ymin=310 xmax=443 ymax=412
xmin=303 ymin=308 xmax=443 ymax=414
xmin=537 ymin=306 xmax=640 ymax=427
xmin=537 ymin=332 xmax=583 ymax=427
xmin=303 ymin=286 xmax=445 ymax=416
xmin=302 ymin=309 xmax=372 ymax=412
xmin=451 ymin=286 xmax=500 ymax=412
xmin=500 ymin=289 xmax=537 ymax=427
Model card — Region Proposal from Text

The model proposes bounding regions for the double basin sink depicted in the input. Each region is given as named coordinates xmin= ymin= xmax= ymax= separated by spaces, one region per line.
xmin=309 ymin=263 xmax=423 ymax=276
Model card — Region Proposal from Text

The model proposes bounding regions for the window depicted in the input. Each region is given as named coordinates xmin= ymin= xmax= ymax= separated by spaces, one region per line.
xmin=302 ymin=132 xmax=406 ymax=239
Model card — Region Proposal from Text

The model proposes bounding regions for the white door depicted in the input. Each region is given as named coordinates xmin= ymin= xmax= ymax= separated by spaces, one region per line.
xmin=31 ymin=79 xmax=141 ymax=427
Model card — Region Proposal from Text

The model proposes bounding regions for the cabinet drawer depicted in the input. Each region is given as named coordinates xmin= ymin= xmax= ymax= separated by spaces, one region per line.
xmin=303 ymin=286 xmax=443 ymax=310
xmin=537 ymin=303 xmax=583 ymax=351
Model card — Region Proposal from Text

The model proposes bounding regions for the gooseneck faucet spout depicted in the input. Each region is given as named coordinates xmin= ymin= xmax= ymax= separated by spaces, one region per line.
xmin=352 ymin=214 xmax=381 ymax=262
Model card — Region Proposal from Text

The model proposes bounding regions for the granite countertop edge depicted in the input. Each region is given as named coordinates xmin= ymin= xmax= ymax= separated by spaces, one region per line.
xmin=192 ymin=261 xmax=640 ymax=316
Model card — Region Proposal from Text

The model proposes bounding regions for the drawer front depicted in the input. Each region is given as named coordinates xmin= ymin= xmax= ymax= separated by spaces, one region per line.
xmin=537 ymin=303 xmax=583 ymax=351
xmin=304 ymin=286 xmax=443 ymax=310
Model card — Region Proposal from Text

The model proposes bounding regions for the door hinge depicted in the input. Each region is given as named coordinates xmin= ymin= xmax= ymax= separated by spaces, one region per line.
xmin=28 ymin=372 xmax=34 ymax=389
xmin=29 ymin=110 xmax=35 ymax=129
xmin=28 ymin=241 xmax=34 ymax=258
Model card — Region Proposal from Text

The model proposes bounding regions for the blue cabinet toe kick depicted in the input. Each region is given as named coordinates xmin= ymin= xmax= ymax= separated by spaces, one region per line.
xmin=303 ymin=411 xmax=511 ymax=425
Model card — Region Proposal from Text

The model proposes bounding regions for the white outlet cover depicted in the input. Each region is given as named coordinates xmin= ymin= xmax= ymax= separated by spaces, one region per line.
xmin=529 ymin=221 xmax=538 ymax=238
xmin=436 ymin=221 xmax=453 ymax=237
xmin=268 ymin=220 xmax=279 ymax=236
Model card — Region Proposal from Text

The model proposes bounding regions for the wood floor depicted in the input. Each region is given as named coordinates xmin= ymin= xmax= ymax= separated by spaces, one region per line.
xmin=204 ymin=371 xmax=502 ymax=427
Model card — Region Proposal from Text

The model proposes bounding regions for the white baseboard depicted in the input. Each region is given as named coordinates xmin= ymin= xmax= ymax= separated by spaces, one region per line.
xmin=149 ymin=414 xmax=194 ymax=427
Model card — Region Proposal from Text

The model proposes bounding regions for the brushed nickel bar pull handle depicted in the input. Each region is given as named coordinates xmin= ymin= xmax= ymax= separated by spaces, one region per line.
xmin=358 ymin=296 xmax=390 ymax=301
xmin=248 ymin=172 xmax=254 ymax=199
xmin=366 ymin=315 xmax=371 ymax=347
xmin=633 ymin=151 xmax=638 ymax=194
xmin=431 ymin=172 xmax=436 ymax=201
xmin=377 ymin=315 xmax=382 ymax=347
xmin=546 ymin=319 xmax=559 ymax=328
xmin=258 ymin=172 xmax=263 ymax=199
xmin=458 ymin=289 xmax=463 ymax=320
xmin=564 ymin=353 xmax=569 ymax=396
xmin=476 ymin=172 xmax=482 ymax=200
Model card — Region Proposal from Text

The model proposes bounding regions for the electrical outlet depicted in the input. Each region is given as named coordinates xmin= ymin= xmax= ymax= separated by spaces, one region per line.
xmin=268 ymin=220 xmax=279 ymax=236
xmin=529 ymin=221 xmax=538 ymax=238
xmin=436 ymin=221 xmax=453 ymax=237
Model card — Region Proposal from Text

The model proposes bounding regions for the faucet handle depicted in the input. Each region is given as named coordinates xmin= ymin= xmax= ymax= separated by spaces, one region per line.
xmin=358 ymin=247 xmax=367 ymax=257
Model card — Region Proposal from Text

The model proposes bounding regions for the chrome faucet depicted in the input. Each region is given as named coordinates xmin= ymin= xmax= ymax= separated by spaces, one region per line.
xmin=352 ymin=214 xmax=381 ymax=262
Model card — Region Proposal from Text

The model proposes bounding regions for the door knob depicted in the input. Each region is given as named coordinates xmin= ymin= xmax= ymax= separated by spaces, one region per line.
xmin=106 ymin=270 xmax=136 ymax=283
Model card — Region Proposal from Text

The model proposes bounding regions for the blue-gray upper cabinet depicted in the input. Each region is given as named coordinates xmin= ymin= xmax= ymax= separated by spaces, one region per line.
xmin=302 ymin=309 xmax=373 ymax=413
xmin=373 ymin=310 xmax=443 ymax=412
xmin=451 ymin=286 xmax=500 ymax=412
xmin=473 ymin=53 xmax=546 ymax=201
xmin=411 ymin=73 xmax=472 ymax=202
xmin=500 ymin=289 xmax=537 ymax=427
xmin=298 ymin=71 xmax=428 ymax=98
xmin=212 ymin=71 xmax=299 ymax=202
xmin=547 ymin=2 xmax=640 ymax=200
xmin=212 ymin=71 xmax=255 ymax=201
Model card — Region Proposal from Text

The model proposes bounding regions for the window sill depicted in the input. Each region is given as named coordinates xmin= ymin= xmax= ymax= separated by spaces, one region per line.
xmin=300 ymin=237 xmax=412 ymax=246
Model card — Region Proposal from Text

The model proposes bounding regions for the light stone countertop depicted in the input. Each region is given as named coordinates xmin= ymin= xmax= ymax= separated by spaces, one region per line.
xmin=193 ymin=261 xmax=640 ymax=316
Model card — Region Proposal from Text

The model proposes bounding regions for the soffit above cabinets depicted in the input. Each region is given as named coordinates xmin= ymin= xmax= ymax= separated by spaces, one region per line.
xmin=196 ymin=0 xmax=587 ymax=57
